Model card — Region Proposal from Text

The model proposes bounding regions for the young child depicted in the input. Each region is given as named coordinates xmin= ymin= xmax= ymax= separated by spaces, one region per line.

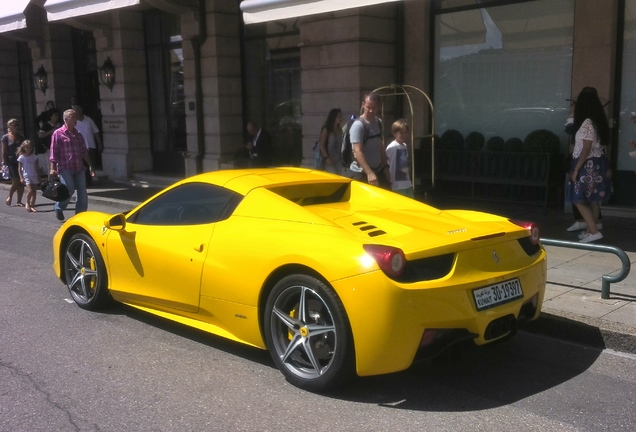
xmin=17 ymin=140 xmax=41 ymax=212
xmin=386 ymin=119 xmax=414 ymax=198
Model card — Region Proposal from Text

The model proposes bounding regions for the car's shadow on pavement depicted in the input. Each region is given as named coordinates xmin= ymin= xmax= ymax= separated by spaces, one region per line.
xmin=104 ymin=302 xmax=601 ymax=411
xmin=107 ymin=303 xmax=275 ymax=368
xmin=329 ymin=330 xmax=601 ymax=410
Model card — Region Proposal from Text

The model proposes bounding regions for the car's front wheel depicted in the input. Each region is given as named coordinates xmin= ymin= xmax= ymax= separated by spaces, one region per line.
xmin=264 ymin=274 xmax=355 ymax=392
xmin=63 ymin=233 xmax=110 ymax=310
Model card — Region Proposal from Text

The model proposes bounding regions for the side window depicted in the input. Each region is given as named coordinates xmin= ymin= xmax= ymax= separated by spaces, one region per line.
xmin=130 ymin=183 xmax=242 ymax=226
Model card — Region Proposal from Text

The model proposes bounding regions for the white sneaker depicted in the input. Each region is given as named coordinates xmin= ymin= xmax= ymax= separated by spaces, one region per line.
xmin=566 ymin=221 xmax=587 ymax=231
xmin=579 ymin=232 xmax=603 ymax=243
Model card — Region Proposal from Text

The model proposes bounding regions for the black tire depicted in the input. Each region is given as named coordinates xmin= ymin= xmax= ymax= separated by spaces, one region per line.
xmin=264 ymin=274 xmax=355 ymax=392
xmin=63 ymin=233 xmax=111 ymax=310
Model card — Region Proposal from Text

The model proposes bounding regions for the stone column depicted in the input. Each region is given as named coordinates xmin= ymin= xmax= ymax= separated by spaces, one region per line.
xmin=403 ymin=0 xmax=433 ymax=147
xmin=299 ymin=5 xmax=397 ymax=166
xmin=181 ymin=0 xmax=243 ymax=174
xmin=96 ymin=11 xmax=152 ymax=180
xmin=0 ymin=38 xmax=22 ymax=126
xmin=571 ymin=0 xmax=618 ymax=111
xmin=26 ymin=22 xmax=75 ymax=173
xmin=570 ymin=0 xmax=620 ymax=205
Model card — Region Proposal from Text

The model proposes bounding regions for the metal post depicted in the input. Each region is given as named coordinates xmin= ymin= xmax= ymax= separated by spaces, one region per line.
xmin=540 ymin=238 xmax=631 ymax=299
xmin=180 ymin=151 xmax=190 ymax=178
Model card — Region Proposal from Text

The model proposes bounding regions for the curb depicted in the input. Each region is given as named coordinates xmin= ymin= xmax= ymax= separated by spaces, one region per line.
xmin=87 ymin=194 xmax=140 ymax=211
xmin=1 ymin=181 xmax=142 ymax=212
xmin=520 ymin=311 xmax=636 ymax=355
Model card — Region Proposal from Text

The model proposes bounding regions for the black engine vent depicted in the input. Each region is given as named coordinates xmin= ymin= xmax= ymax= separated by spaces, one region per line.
xmin=353 ymin=221 xmax=387 ymax=238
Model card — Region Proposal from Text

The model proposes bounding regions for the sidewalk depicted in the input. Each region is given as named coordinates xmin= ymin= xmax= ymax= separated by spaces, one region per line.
xmin=4 ymin=175 xmax=636 ymax=353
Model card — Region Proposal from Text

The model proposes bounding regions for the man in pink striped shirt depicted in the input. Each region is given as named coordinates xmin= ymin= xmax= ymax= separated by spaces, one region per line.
xmin=49 ymin=109 xmax=94 ymax=221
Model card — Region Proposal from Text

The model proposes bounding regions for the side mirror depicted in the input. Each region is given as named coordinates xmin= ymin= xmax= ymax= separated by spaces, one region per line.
xmin=105 ymin=214 xmax=126 ymax=231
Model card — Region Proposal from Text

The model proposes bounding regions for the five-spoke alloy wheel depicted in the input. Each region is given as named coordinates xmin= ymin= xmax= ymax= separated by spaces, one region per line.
xmin=264 ymin=274 xmax=354 ymax=392
xmin=63 ymin=233 xmax=110 ymax=310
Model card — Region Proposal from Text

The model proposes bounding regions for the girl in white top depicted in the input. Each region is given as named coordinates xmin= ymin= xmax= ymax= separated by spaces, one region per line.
xmin=17 ymin=140 xmax=41 ymax=212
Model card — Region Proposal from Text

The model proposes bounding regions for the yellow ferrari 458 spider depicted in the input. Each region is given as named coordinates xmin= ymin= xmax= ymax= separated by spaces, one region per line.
xmin=52 ymin=168 xmax=546 ymax=391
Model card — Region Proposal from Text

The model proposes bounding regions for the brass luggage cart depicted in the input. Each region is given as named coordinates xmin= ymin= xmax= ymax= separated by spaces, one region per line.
xmin=372 ymin=84 xmax=436 ymax=199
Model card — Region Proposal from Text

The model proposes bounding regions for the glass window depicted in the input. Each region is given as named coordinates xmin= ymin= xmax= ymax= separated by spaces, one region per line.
xmin=144 ymin=10 xmax=186 ymax=173
xmin=130 ymin=183 xmax=242 ymax=226
xmin=618 ymin=0 xmax=636 ymax=172
xmin=243 ymin=19 xmax=302 ymax=166
xmin=71 ymin=29 xmax=102 ymax=169
xmin=268 ymin=182 xmax=350 ymax=206
xmin=434 ymin=0 xmax=574 ymax=153
xmin=71 ymin=29 xmax=100 ymax=122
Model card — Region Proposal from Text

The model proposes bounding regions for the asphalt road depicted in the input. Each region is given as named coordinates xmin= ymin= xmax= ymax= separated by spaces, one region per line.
xmin=1 ymin=200 xmax=636 ymax=431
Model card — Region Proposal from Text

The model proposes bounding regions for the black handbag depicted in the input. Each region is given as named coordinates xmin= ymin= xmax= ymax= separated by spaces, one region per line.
xmin=40 ymin=176 xmax=70 ymax=202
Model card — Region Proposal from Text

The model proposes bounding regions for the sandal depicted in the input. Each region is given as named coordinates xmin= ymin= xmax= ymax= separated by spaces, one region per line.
xmin=16 ymin=202 xmax=24 ymax=207
xmin=5 ymin=197 xmax=11 ymax=206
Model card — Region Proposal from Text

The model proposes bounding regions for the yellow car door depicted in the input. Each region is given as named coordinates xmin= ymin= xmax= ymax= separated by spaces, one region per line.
xmin=105 ymin=222 xmax=214 ymax=312
xmin=103 ymin=182 xmax=242 ymax=313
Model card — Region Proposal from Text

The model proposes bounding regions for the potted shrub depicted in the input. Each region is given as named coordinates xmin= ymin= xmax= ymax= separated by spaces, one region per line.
xmin=524 ymin=129 xmax=560 ymax=153
xmin=505 ymin=137 xmax=524 ymax=152
xmin=486 ymin=136 xmax=505 ymax=152
xmin=440 ymin=129 xmax=464 ymax=150
xmin=465 ymin=131 xmax=485 ymax=151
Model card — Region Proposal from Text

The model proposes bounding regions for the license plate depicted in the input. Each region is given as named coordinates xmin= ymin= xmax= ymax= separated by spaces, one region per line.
xmin=473 ymin=279 xmax=523 ymax=311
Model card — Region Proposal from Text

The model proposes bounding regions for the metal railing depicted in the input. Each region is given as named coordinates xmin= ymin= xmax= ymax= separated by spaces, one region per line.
xmin=541 ymin=238 xmax=631 ymax=299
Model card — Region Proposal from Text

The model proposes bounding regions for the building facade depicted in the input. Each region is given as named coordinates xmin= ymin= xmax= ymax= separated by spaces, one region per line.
xmin=1 ymin=0 xmax=634 ymax=207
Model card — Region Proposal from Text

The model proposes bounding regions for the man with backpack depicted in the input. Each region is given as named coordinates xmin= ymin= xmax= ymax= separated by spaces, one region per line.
xmin=348 ymin=92 xmax=391 ymax=189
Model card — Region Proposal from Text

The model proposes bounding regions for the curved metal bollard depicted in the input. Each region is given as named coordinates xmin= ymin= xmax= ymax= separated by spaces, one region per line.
xmin=541 ymin=238 xmax=631 ymax=299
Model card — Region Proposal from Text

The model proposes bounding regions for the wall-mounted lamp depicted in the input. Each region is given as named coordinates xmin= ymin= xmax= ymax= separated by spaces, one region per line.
xmin=34 ymin=65 xmax=48 ymax=94
xmin=99 ymin=57 xmax=116 ymax=91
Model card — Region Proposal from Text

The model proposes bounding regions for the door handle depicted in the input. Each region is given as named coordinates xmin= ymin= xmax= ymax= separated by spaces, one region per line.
xmin=193 ymin=244 xmax=204 ymax=252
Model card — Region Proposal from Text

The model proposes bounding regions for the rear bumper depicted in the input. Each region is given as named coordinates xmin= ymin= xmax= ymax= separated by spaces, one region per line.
xmin=332 ymin=250 xmax=547 ymax=376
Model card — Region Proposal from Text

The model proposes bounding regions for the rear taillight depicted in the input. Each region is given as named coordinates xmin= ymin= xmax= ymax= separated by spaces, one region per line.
xmin=363 ymin=245 xmax=407 ymax=278
xmin=510 ymin=220 xmax=540 ymax=245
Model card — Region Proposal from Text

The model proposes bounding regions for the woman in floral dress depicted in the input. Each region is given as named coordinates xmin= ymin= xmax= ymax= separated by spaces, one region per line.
xmin=565 ymin=87 xmax=610 ymax=243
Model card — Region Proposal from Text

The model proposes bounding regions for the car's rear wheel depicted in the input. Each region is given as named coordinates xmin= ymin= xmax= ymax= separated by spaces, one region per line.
xmin=63 ymin=233 xmax=110 ymax=310
xmin=264 ymin=274 xmax=355 ymax=392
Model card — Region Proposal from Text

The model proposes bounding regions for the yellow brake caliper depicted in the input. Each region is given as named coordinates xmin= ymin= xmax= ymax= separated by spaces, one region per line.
xmin=288 ymin=307 xmax=297 ymax=340
xmin=88 ymin=256 xmax=96 ymax=289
